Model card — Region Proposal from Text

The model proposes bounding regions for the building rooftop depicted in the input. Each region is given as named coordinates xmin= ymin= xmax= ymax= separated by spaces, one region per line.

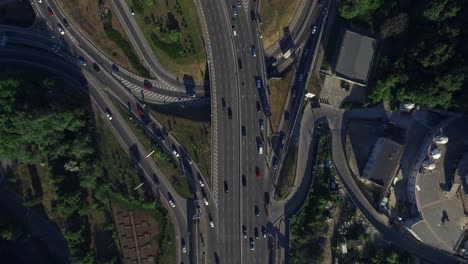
xmin=361 ymin=137 xmax=404 ymax=187
xmin=335 ymin=30 xmax=377 ymax=86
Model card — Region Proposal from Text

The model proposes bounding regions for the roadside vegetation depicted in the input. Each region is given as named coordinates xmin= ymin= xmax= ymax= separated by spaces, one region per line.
xmin=337 ymin=0 xmax=468 ymax=111
xmin=268 ymin=67 xmax=294 ymax=133
xmin=289 ymin=133 xmax=341 ymax=263
xmin=127 ymin=0 xmax=206 ymax=81
xmin=259 ymin=0 xmax=301 ymax=49
xmin=115 ymin=104 xmax=194 ymax=199
xmin=57 ymin=0 xmax=149 ymax=76
xmin=148 ymin=105 xmax=211 ymax=183
xmin=0 ymin=65 xmax=175 ymax=263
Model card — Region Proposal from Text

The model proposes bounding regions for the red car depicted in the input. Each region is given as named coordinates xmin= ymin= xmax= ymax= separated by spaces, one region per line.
xmin=48 ymin=7 xmax=54 ymax=16
xmin=143 ymin=80 xmax=153 ymax=90
xmin=255 ymin=167 xmax=261 ymax=179
xmin=137 ymin=108 xmax=144 ymax=116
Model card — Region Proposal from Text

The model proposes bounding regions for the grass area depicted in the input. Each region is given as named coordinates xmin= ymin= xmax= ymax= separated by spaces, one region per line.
xmin=268 ymin=67 xmax=294 ymax=133
xmin=275 ymin=144 xmax=298 ymax=199
xmin=114 ymin=103 xmax=194 ymax=199
xmin=289 ymin=133 xmax=341 ymax=263
xmin=127 ymin=0 xmax=207 ymax=81
xmin=148 ymin=105 xmax=211 ymax=184
xmin=57 ymin=0 xmax=147 ymax=75
xmin=260 ymin=0 xmax=301 ymax=49
xmin=110 ymin=194 xmax=176 ymax=264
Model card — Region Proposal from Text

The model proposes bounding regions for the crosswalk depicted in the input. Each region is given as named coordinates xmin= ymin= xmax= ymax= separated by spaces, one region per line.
xmin=113 ymin=73 xmax=209 ymax=105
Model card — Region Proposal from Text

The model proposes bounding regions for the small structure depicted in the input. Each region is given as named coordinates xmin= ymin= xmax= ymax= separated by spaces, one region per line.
xmin=422 ymin=160 xmax=436 ymax=170
xmin=434 ymin=136 xmax=449 ymax=145
xmin=430 ymin=149 xmax=442 ymax=160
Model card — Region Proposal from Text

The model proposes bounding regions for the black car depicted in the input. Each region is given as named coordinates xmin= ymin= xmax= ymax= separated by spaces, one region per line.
xmin=254 ymin=227 xmax=259 ymax=240
xmin=221 ymin=97 xmax=226 ymax=109
xmin=62 ymin=18 xmax=70 ymax=28
xmin=262 ymin=226 xmax=267 ymax=238
xmin=242 ymin=225 xmax=247 ymax=238
xmin=112 ymin=64 xmax=119 ymax=73
xmin=241 ymin=125 xmax=246 ymax=136
xmin=241 ymin=174 xmax=246 ymax=186
xmin=273 ymin=157 xmax=279 ymax=170
xmin=224 ymin=181 xmax=229 ymax=193
xmin=256 ymin=101 xmax=261 ymax=113
xmin=228 ymin=107 xmax=233 ymax=119
xmin=254 ymin=205 xmax=259 ymax=216
xmin=93 ymin=63 xmax=100 ymax=72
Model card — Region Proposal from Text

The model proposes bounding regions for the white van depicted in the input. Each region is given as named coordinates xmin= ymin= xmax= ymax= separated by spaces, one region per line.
xmin=258 ymin=144 xmax=263 ymax=155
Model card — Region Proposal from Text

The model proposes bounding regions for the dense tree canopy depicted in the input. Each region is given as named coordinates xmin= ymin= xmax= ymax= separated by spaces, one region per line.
xmin=0 ymin=71 xmax=91 ymax=163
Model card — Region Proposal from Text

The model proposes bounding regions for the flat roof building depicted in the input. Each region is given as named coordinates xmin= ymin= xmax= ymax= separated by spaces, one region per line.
xmin=334 ymin=30 xmax=377 ymax=87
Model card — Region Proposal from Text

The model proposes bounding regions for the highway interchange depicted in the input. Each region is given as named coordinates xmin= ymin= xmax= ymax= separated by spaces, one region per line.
xmin=2 ymin=0 xmax=467 ymax=263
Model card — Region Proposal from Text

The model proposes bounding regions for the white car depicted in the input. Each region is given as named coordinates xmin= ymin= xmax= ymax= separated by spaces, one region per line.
xmin=169 ymin=199 xmax=175 ymax=208
xmin=311 ymin=25 xmax=317 ymax=35
xmin=105 ymin=112 xmax=112 ymax=120
xmin=204 ymin=197 xmax=209 ymax=206
xmin=182 ymin=245 xmax=186 ymax=253
xmin=172 ymin=149 xmax=180 ymax=157
xmin=210 ymin=221 xmax=214 ymax=228
xmin=57 ymin=24 xmax=65 ymax=35
xmin=199 ymin=179 xmax=205 ymax=187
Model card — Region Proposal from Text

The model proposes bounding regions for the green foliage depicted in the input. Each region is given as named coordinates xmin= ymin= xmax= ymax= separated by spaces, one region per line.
xmin=145 ymin=0 xmax=153 ymax=6
xmin=150 ymin=32 xmax=184 ymax=59
xmin=339 ymin=0 xmax=383 ymax=20
xmin=103 ymin=12 xmax=150 ymax=77
xmin=132 ymin=0 xmax=143 ymax=14
xmin=422 ymin=0 xmax=460 ymax=22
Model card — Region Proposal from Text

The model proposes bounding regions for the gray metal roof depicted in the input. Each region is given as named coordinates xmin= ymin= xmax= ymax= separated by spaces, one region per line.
xmin=335 ymin=30 xmax=377 ymax=86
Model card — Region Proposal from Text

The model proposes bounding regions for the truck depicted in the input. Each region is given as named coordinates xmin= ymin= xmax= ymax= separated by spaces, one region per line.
xmin=282 ymin=48 xmax=294 ymax=59
xmin=258 ymin=143 xmax=264 ymax=155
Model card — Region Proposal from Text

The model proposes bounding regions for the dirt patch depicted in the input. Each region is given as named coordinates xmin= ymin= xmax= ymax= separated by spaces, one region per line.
xmin=259 ymin=0 xmax=301 ymax=49
xmin=111 ymin=199 xmax=175 ymax=263
xmin=57 ymin=0 xmax=137 ymax=72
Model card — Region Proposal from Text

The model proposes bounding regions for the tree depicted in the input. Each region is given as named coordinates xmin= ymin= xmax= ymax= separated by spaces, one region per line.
xmin=422 ymin=0 xmax=460 ymax=22
xmin=380 ymin=13 xmax=408 ymax=39
xmin=339 ymin=0 xmax=383 ymax=20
